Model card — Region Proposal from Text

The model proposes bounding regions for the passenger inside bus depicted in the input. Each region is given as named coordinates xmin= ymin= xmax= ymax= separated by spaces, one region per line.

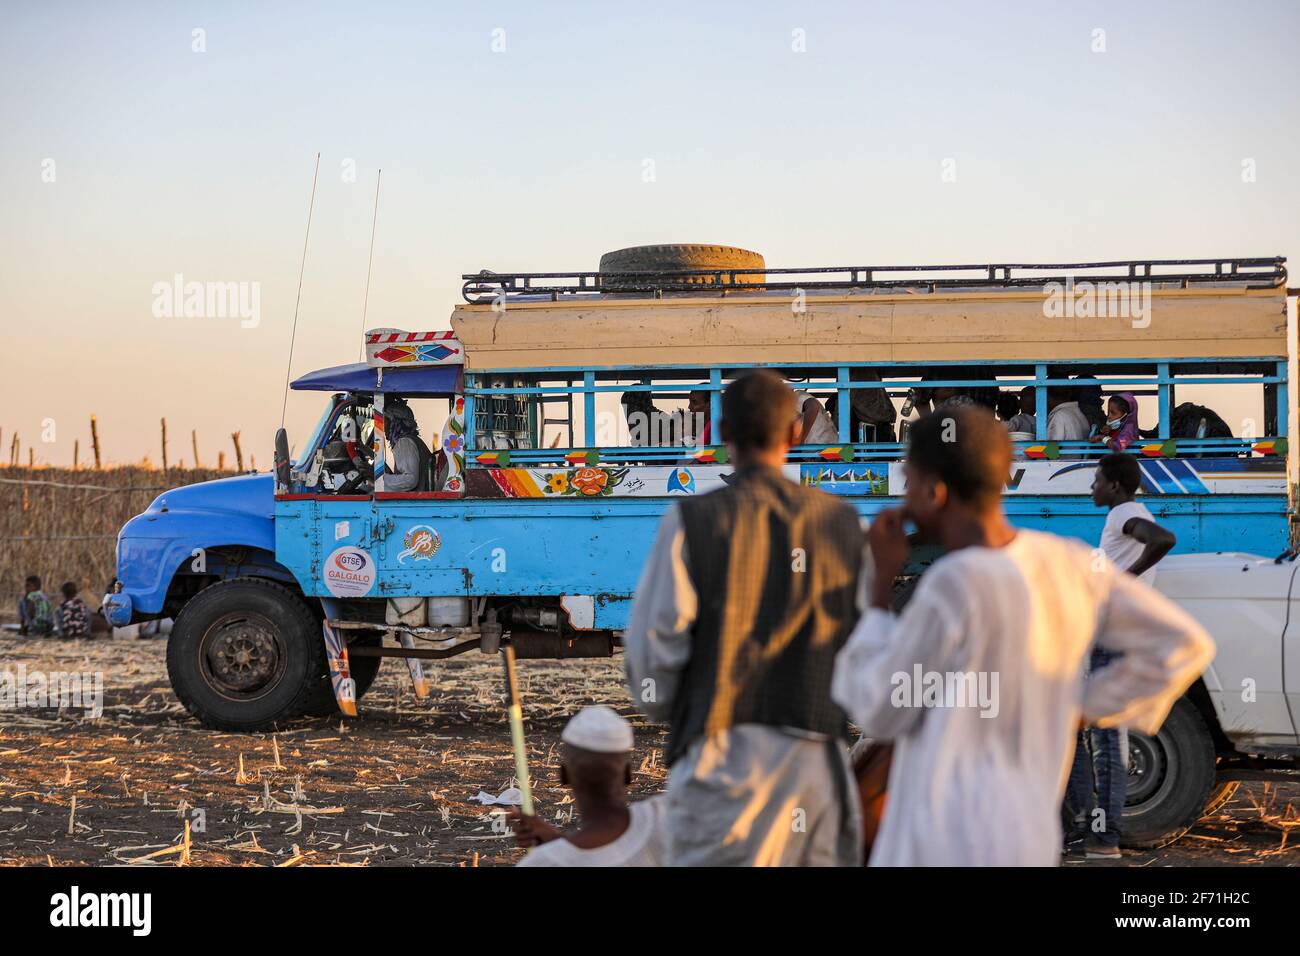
xmin=531 ymin=363 xmax=1251 ymax=467
xmin=792 ymin=389 xmax=838 ymax=444
xmin=383 ymin=397 xmax=433 ymax=492
xmin=686 ymin=389 xmax=712 ymax=445
xmin=997 ymin=390 xmax=1037 ymax=436
xmin=1091 ymin=393 xmax=1141 ymax=452
xmin=1047 ymin=386 xmax=1091 ymax=442
xmin=621 ymin=387 xmax=709 ymax=448
xmin=847 ymin=367 xmax=897 ymax=443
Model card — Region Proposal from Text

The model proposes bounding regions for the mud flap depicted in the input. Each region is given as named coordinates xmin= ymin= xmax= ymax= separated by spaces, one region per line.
xmin=320 ymin=598 xmax=357 ymax=717
xmin=398 ymin=632 xmax=429 ymax=699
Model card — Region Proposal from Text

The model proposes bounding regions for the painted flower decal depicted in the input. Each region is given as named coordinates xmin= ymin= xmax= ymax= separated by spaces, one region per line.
xmin=531 ymin=465 xmax=629 ymax=497
xmin=444 ymin=433 xmax=465 ymax=454
xmin=571 ymin=467 xmax=609 ymax=496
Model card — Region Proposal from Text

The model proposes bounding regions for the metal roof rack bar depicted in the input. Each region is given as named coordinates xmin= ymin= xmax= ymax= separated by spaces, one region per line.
xmin=462 ymin=256 xmax=1286 ymax=303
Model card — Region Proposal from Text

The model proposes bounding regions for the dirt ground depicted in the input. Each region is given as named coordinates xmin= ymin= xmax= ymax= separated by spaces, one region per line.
xmin=0 ymin=633 xmax=1296 ymax=867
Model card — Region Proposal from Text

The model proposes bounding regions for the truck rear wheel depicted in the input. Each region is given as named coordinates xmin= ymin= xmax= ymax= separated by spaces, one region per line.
xmin=1121 ymin=696 xmax=1219 ymax=848
xmin=167 ymin=578 xmax=325 ymax=732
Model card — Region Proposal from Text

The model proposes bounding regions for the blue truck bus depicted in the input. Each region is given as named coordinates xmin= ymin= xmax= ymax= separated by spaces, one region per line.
xmin=104 ymin=248 xmax=1296 ymax=843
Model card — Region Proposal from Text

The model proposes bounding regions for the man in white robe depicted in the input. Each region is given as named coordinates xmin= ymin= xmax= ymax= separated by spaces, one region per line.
xmin=831 ymin=408 xmax=1214 ymax=867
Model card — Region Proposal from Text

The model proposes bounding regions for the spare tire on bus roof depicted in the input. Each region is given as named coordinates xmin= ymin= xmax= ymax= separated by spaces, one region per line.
xmin=598 ymin=244 xmax=766 ymax=289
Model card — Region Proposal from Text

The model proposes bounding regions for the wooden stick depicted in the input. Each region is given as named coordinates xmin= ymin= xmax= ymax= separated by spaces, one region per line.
xmin=231 ymin=431 xmax=243 ymax=471
xmin=90 ymin=415 xmax=102 ymax=469
xmin=191 ymin=429 xmax=201 ymax=469
xmin=160 ymin=418 xmax=168 ymax=473
xmin=501 ymin=645 xmax=534 ymax=815
xmin=73 ymin=439 xmax=79 ymax=469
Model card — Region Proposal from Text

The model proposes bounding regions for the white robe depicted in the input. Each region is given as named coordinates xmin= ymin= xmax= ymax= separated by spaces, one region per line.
xmin=830 ymin=529 xmax=1215 ymax=867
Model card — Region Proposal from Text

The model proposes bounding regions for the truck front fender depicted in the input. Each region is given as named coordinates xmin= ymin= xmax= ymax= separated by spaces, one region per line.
xmin=117 ymin=509 xmax=283 ymax=616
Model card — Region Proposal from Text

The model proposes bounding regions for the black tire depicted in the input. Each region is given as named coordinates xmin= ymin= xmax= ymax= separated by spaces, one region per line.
xmin=166 ymin=578 xmax=325 ymax=732
xmin=301 ymin=632 xmax=384 ymax=717
xmin=1121 ymin=696 xmax=1219 ymax=848
xmin=598 ymin=244 xmax=765 ymax=289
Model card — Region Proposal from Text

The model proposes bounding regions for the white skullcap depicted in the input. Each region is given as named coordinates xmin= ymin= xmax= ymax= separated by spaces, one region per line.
xmin=561 ymin=705 xmax=634 ymax=754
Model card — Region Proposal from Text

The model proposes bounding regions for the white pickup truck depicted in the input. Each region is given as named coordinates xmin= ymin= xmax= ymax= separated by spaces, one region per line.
xmin=1126 ymin=551 xmax=1300 ymax=846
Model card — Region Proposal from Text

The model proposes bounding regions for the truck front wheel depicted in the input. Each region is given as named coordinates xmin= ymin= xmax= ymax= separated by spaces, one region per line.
xmin=167 ymin=578 xmax=325 ymax=732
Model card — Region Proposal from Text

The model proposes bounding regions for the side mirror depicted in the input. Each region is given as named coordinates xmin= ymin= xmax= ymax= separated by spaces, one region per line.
xmin=274 ymin=428 xmax=292 ymax=493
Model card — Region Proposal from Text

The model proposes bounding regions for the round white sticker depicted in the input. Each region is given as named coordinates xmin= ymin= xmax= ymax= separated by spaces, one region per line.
xmin=324 ymin=546 xmax=376 ymax=597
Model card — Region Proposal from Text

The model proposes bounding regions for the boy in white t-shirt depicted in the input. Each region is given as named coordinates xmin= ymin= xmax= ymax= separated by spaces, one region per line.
xmin=1066 ymin=452 xmax=1178 ymax=859
xmin=1091 ymin=452 xmax=1176 ymax=584
xmin=510 ymin=706 xmax=666 ymax=867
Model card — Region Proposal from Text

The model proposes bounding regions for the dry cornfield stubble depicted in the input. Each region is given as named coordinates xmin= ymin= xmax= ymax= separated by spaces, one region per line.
xmin=0 ymin=634 xmax=1297 ymax=866
xmin=0 ymin=636 xmax=668 ymax=866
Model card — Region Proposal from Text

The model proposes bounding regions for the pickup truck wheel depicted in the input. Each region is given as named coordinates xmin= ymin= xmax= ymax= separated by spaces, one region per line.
xmin=1121 ymin=697 xmax=1218 ymax=848
xmin=167 ymin=579 xmax=325 ymax=732
xmin=302 ymin=633 xmax=383 ymax=717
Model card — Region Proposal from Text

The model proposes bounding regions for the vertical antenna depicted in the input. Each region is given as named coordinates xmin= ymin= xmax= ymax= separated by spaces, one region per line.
xmin=280 ymin=152 xmax=322 ymax=429
xmin=359 ymin=169 xmax=382 ymax=360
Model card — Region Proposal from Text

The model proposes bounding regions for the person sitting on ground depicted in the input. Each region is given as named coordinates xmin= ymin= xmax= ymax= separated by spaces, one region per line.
xmin=382 ymin=397 xmax=432 ymax=493
xmin=996 ymin=392 xmax=1036 ymax=435
xmin=509 ymin=706 xmax=666 ymax=867
xmin=55 ymin=582 xmax=91 ymax=639
xmin=1047 ymin=386 xmax=1091 ymax=442
xmin=1090 ymin=393 xmax=1141 ymax=453
xmin=792 ymin=388 xmax=839 ymax=445
xmin=18 ymin=575 xmax=54 ymax=637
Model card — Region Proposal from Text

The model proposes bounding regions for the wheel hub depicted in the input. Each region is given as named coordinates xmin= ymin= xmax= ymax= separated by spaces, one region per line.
xmin=205 ymin=618 xmax=281 ymax=694
xmin=1125 ymin=731 xmax=1167 ymax=806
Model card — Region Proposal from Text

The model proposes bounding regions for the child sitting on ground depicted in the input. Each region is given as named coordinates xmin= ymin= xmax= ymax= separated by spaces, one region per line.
xmin=56 ymin=582 xmax=92 ymax=639
xmin=509 ymin=705 xmax=665 ymax=867
xmin=18 ymin=575 xmax=54 ymax=637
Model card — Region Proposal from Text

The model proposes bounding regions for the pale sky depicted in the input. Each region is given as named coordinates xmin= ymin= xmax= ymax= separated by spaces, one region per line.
xmin=2 ymin=0 xmax=1298 ymax=466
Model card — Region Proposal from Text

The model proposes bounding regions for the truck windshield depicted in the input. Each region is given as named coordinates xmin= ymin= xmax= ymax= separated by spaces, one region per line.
xmin=295 ymin=395 xmax=344 ymax=469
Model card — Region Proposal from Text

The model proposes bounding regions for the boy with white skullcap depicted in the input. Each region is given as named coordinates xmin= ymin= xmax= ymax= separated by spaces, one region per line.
xmin=510 ymin=705 xmax=666 ymax=867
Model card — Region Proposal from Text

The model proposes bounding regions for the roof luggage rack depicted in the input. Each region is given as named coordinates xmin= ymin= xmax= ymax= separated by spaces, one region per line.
xmin=463 ymin=256 xmax=1287 ymax=303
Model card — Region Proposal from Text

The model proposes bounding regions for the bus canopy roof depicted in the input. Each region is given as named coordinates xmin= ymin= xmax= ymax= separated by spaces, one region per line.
xmin=291 ymin=362 xmax=462 ymax=395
